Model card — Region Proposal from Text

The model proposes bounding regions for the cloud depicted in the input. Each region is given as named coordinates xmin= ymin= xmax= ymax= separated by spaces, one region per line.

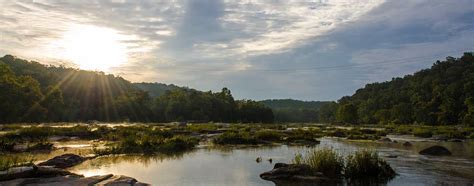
xmin=0 ymin=0 xmax=473 ymax=100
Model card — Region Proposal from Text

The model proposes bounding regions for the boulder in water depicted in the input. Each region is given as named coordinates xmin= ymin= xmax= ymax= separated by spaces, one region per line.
xmin=419 ymin=145 xmax=451 ymax=156
xmin=38 ymin=153 xmax=91 ymax=168
xmin=260 ymin=163 xmax=332 ymax=184
xmin=402 ymin=141 xmax=412 ymax=147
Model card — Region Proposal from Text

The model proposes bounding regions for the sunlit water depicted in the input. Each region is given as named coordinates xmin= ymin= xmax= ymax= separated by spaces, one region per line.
xmin=63 ymin=137 xmax=474 ymax=186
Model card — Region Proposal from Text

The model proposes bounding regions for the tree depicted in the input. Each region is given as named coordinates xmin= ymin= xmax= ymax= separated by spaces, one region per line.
xmin=336 ymin=103 xmax=358 ymax=124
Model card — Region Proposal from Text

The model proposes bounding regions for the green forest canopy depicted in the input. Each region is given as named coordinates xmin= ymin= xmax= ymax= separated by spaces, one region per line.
xmin=1 ymin=52 xmax=474 ymax=125
xmin=0 ymin=55 xmax=273 ymax=123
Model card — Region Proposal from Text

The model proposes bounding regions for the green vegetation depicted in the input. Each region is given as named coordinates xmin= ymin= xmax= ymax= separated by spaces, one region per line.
xmin=0 ymin=155 xmax=35 ymax=171
xmin=292 ymin=148 xmax=396 ymax=181
xmin=413 ymin=128 xmax=433 ymax=138
xmin=345 ymin=149 xmax=396 ymax=179
xmin=260 ymin=99 xmax=332 ymax=123
xmin=335 ymin=53 xmax=474 ymax=125
xmin=292 ymin=147 xmax=344 ymax=178
xmin=0 ymin=55 xmax=273 ymax=123
xmin=3 ymin=53 xmax=474 ymax=126
xmin=95 ymin=135 xmax=198 ymax=155
xmin=213 ymin=131 xmax=258 ymax=145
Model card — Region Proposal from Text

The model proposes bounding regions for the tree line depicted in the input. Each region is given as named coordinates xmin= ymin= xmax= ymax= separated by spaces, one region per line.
xmin=0 ymin=55 xmax=273 ymax=123
xmin=334 ymin=52 xmax=474 ymax=126
xmin=2 ymin=52 xmax=473 ymax=125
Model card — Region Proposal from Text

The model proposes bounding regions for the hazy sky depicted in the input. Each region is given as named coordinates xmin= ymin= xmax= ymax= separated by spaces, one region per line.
xmin=1 ymin=0 xmax=473 ymax=100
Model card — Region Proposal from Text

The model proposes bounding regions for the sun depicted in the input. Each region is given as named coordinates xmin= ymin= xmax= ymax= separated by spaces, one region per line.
xmin=52 ymin=24 xmax=129 ymax=71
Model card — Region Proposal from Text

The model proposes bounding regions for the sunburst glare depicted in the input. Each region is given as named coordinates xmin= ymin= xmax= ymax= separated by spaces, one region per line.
xmin=50 ymin=24 xmax=129 ymax=71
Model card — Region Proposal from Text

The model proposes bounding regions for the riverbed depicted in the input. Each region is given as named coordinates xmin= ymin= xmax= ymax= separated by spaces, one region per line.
xmin=59 ymin=137 xmax=474 ymax=185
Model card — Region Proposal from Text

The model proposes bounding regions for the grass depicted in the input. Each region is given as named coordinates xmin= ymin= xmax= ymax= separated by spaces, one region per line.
xmin=292 ymin=147 xmax=344 ymax=178
xmin=0 ymin=155 xmax=35 ymax=171
xmin=213 ymin=131 xmax=258 ymax=145
xmin=412 ymin=128 xmax=433 ymax=138
xmin=94 ymin=135 xmax=198 ymax=155
xmin=292 ymin=148 xmax=396 ymax=181
xmin=255 ymin=130 xmax=283 ymax=141
xmin=345 ymin=149 xmax=396 ymax=179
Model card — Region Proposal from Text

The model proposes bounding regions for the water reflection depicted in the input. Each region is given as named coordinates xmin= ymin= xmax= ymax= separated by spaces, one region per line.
xmin=66 ymin=138 xmax=474 ymax=185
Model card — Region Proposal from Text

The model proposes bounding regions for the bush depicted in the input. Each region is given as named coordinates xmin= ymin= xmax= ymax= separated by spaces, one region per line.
xmin=255 ymin=130 xmax=282 ymax=141
xmin=345 ymin=149 xmax=396 ymax=179
xmin=434 ymin=127 xmax=467 ymax=139
xmin=347 ymin=134 xmax=380 ymax=140
xmin=413 ymin=128 xmax=432 ymax=138
xmin=292 ymin=147 xmax=344 ymax=178
xmin=213 ymin=131 xmax=258 ymax=145
xmin=395 ymin=125 xmax=412 ymax=135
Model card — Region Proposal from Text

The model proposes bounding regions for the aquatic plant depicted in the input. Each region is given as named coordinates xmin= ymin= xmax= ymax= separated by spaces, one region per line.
xmin=291 ymin=148 xmax=396 ymax=181
xmin=413 ymin=128 xmax=433 ymax=138
xmin=292 ymin=147 xmax=344 ymax=178
xmin=345 ymin=149 xmax=396 ymax=179
xmin=255 ymin=130 xmax=282 ymax=141
xmin=0 ymin=155 xmax=35 ymax=171
xmin=213 ymin=131 xmax=258 ymax=145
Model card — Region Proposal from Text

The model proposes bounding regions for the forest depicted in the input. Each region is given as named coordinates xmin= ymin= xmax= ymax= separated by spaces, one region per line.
xmin=0 ymin=55 xmax=273 ymax=123
xmin=1 ymin=52 xmax=474 ymax=125
xmin=336 ymin=52 xmax=474 ymax=125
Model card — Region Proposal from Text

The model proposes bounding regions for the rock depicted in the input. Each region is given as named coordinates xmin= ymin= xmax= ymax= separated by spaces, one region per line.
xmin=402 ymin=142 xmax=412 ymax=147
xmin=96 ymin=175 xmax=150 ymax=186
xmin=449 ymin=139 xmax=463 ymax=142
xmin=38 ymin=153 xmax=90 ymax=168
xmin=419 ymin=145 xmax=451 ymax=156
xmin=0 ymin=166 xmax=78 ymax=181
xmin=385 ymin=155 xmax=398 ymax=158
xmin=260 ymin=163 xmax=328 ymax=181
xmin=0 ymin=170 xmax=149 ymax=185
xmin=378 ymin=137 xmax=392 ymax=142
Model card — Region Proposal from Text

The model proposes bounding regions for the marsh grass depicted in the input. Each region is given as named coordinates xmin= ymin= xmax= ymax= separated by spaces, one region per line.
xmin=345 ymin=149 xmax=396 ymax=179
xmin=412 ymin=128 xmax=433 ymax=138
xmin=255 ymin=130 xmax=282 ymax=141
xmin=94 ymin=135 xmax=198 ymax=155
xmin=292 ymin=147 xmax=344 ymax=178
xmin=213 ymin=131 xmax=258 ymax=145
xmin=292 ymin=148 xmax=396 ymax=181
xmin=0 ymin=155 xmax=35 ymax=171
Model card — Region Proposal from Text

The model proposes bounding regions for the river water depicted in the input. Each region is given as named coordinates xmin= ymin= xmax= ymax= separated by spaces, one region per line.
xmin=66 ymin=137 xmax=474 ymax=185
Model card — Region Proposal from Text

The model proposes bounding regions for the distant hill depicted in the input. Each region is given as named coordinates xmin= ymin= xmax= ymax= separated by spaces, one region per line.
xmin=336 ymin=52 xmax=474 ymax=125
xmin=259 ymin=99 xmax=333 ymax=123
xmin=260 ymin=99 xmax=331 ymax=110
xmin=0 ymin=55 xmax=274 ymax=123
xmin=134 ymin=82 xmax=183 ymax=98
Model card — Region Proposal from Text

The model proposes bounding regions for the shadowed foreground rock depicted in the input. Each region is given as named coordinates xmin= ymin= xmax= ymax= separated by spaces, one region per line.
xmin=260 ymin=163 xmax=336 ymax=186
xmin=37 ymin=153 xmax=95 ymax=168
xmin=0 ymin=166 xmax=149 ymax=185
xmin=419 ymin=145 xmax=451 ymax=156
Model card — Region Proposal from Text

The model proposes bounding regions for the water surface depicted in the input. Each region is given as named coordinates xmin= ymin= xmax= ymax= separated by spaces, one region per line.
xmin=68 ymin=138 xmax=474 ymax=185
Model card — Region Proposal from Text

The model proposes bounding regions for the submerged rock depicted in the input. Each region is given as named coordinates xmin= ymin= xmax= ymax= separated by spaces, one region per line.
xmin=378 ymin=137 xmax=392 ymax=142
xmin=402 ymin=141 xmax=412 ymax=147
xmin=385 ymin=155 xmax=398 ymax=158
xmin=419 ymin=145 xmax=451 ymax=156
xmin=260 ymin=163 xmax=333 ymax=185
xmin=38 ymin=153 xmax=94 ymax=168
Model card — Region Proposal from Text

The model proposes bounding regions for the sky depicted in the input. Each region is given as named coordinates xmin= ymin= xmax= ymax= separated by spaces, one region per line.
xmin=1 ymin=0 xmax=473 ymax=101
